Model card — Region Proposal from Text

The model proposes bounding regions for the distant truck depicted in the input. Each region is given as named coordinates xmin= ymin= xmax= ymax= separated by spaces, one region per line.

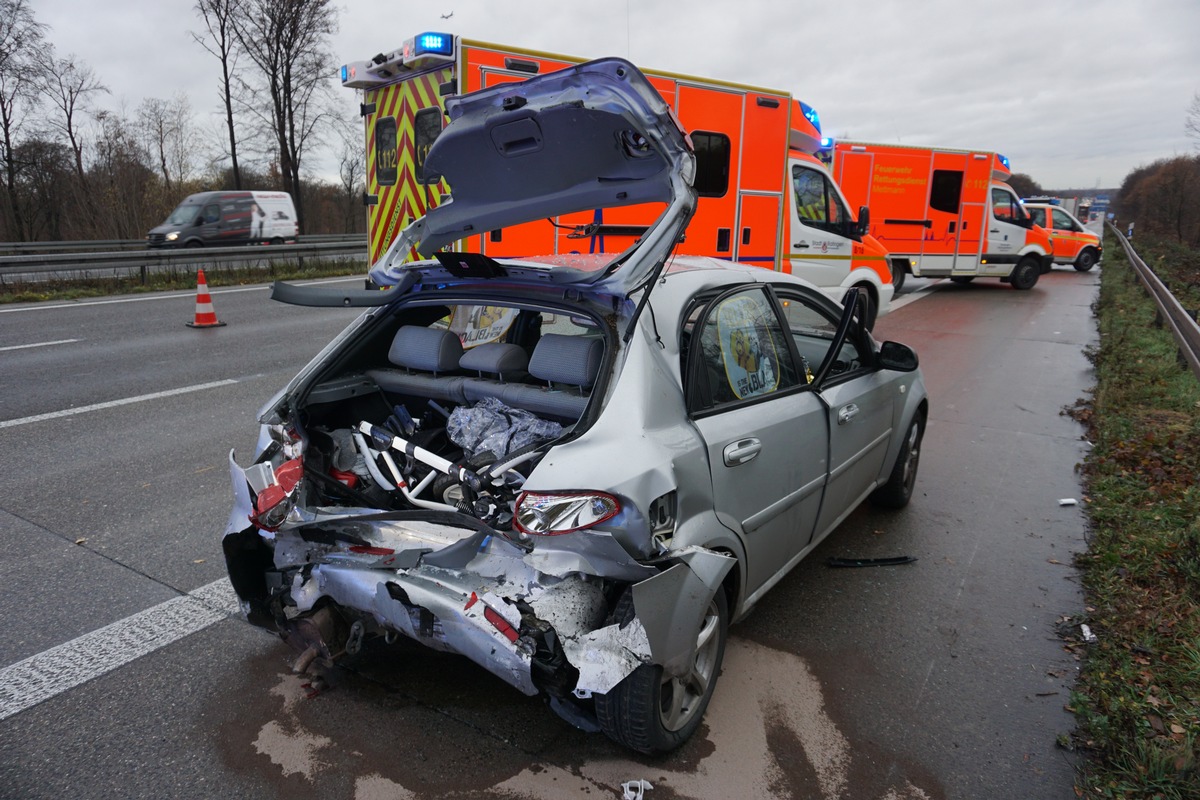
xmin=1022 ymin=201 xmax=1102 ymax=271
xmin=340 ymin=32 xmax=895 ymax=325
xmin=147 ymin=191 xmax=297 ymax=248
xmin=823 ymin=141 xmax=1054 ymax=290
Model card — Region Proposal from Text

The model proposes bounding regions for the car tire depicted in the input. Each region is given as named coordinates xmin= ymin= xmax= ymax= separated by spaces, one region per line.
xmin=950 ymin=276 xmax=974 ymax=285
xmin=848 ymin=287 xmax=878 ymax=330
xmin=595 ymin=586 xmax=729 ymax=754
xmin=871 ymin=413 xmax=925 ymax=509
xmin=1009 ymin=257 xmax=1040 ymax=290
xmin=270 ymin=237 xmax=284 ymax=246
xmin=1074 ymin=248 xmax=1097 ymax=272
xmin=891 ymin=262 xmax=907 ymax=293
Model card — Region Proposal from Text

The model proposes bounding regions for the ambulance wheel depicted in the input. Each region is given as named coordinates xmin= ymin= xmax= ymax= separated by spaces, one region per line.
xmin=1010 ymin=257 xmax=1041 ymax=290
xmin=848 ymin=286 xmax=877 ymax=330
xmin=891 ymin=263 xmax=906 ymax=293
xmin=595 ymin=588 xmax=728 ymax=755
xmin=950 ymin=276 xmax=974 ymax=285
xmin=1074 ymin=248 xmax=1098 ymax=272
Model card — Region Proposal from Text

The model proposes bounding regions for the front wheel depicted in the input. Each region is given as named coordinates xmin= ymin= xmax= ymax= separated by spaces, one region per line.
xmin=1074 ymin=248 xmax=1098 ymax=272
xmin=871 ymin=413 xmax=925 ymax=509
xmin=1009 ymin=257 xmax=1041 ymax=290
xmin=890 ymin=261 xmax=907 ymax=293
xmin=595 ymin=587 xmax=729 ymax=754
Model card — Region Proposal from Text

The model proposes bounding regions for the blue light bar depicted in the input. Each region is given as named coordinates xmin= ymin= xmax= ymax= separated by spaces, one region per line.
xmin=414 ymin=32 xmax=453 ymax=57
xmin=998 ymin=154 xmax=1010 ymax=169
xmin=799 ymin=101 xmax=821 ymax=133
xmin=819 ymin=137 xmax=833 ymax=148
xmin=340 ymin=64 xmax=348 ymax=83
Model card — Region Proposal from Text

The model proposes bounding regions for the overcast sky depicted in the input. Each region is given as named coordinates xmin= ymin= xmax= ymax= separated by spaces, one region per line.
xmin=33 ymin=0 xmax=1200 ymax=191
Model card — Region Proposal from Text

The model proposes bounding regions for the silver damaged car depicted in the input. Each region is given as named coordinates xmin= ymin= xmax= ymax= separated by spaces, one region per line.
xmin=223 ymin=58 xmax=928 ymax=754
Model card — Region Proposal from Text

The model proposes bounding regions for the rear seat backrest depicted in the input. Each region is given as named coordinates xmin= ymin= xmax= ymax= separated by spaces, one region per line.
xmin=461 ymin=342 xmax=529 ymax=404
xmin=501 ymin=334 xmax=604 ymax=422
xmin=365 ymin=325 xmax=467 ymax=403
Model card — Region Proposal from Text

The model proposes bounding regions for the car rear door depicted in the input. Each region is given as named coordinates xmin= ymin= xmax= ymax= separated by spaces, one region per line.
xmin=685 ymin=285 xmax=829 ymax=597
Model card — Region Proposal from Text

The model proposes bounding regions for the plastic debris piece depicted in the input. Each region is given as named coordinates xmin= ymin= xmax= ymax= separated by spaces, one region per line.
xmin=827 ymin=555 xmax=917 ymax=568
xmin=1080 ymin=624 xmax=1097 ymax=643
xmin=621 ymin=779 xmax=652 ymax=799
xmin=1058 ymin=498 xmax=1078 ymax=506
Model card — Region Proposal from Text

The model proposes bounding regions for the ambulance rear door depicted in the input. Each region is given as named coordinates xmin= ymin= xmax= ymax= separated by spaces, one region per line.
xmin=925 ymin=150 xmax=984 ymax=274
xmin=362 ymin=67 xmax=452 ymax=265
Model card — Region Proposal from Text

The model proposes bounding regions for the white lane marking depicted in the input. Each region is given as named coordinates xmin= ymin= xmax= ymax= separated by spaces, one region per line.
xmin=0 ymin=338 xmax=80 ymax=352
xmin=0 ymin=276 xmax=364 ymax=314
xmin=0 ymin=578 xmax=240 ymax=721
xmin=0 ymin=379 xmax=238 ymax=429
xmin=887 ymin=283 xmax=939 ymax=312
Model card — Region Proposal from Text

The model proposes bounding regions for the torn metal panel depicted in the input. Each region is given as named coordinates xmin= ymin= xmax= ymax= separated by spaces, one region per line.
xmin=633 ymin=548 xmax=734 ymax=678
xmin=566 ymin=617 xmax=653 ymax=697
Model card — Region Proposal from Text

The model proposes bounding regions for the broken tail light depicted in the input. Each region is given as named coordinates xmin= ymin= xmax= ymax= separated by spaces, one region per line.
xmin=250 ymin=457 xmax=304 ymax=531
xmin=514 ymin=491 xmax=620 ymax=535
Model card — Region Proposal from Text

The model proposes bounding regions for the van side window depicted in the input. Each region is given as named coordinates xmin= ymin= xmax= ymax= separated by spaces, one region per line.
xmin=691 ymin=131 xmax=731 ymax=198
xmin=1052 ymin=209 xmax=1078 ymax=231
xmin=792 ymin=165 xmax=847 ymax=233
xmin=991 ymin=188 xmax=1021 ymax=222
xmin=375 ymin=117 xmax=398 ymax=187
xmin=1028 ymin=207 xmax=1047 ymax=227
xmin=929 ymin=170 xmax=963 ymax=214
xmin=202 ymin=204 xmax=220 ymax=224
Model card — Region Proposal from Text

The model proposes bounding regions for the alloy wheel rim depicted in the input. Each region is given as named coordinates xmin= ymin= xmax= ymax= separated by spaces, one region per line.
xmin=659 ymin=598 xmax=720 ymax=732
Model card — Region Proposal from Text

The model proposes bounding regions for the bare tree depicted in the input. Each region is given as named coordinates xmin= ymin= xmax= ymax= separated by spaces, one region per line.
xmin=193 ymin=0 xmax=244 ymax=188
xmin=138 ymin=92 xmax=199 ymax=196
xmin=334 ymin=120 xmax=364 ymax=233
xmin=233 ymin=0 xmax=338 ymax=232
xmin=42 ymin=56 xmax=108 ymax=185
xmin=0 ymin=0 xmax=48 ymax=240
xmin=1187 ymin=91 xmax=1200 ymax=149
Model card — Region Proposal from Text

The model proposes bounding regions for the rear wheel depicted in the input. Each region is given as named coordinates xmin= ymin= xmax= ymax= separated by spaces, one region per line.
xmin=890 ymin=261 xmax=907 ymax=293
xmin=270 ymin=237 xmax=284 ymax=246
xmin=871 ymin=413 xmax=925 ymax=509
xmin=1009 ymin=257 xmax=1040 ymax=290
xmin=1074 ymin=248 xmax=1097 ymax=272
xmin=595 ymin=587 xmax=728 ymax=754
xmin=847 ymin=286 xmax=878 ymax=330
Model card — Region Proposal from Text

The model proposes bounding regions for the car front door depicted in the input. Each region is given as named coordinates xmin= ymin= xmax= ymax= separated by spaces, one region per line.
xmin=774 ymin=289 xmax=895 ymax=540
xmin=686 ymin=285 xmax=829 ymax=598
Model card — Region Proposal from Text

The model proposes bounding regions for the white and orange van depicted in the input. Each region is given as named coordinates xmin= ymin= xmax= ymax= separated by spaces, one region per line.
xmin=823 ymin=141 xmax=1054 ymax=290
xmin=1021 ymin=201 xmax=1102 ymax=271
xmin=340 ymin=32 xmax=894 ymax=325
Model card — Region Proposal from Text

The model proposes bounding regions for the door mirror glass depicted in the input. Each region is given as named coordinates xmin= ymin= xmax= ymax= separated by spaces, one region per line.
xmin=878 ymin=340 xmax=919 ymax=372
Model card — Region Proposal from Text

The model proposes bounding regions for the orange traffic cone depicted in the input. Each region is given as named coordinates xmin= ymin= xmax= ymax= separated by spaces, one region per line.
xmin=186 ymin=269 xmax=226 ymax=328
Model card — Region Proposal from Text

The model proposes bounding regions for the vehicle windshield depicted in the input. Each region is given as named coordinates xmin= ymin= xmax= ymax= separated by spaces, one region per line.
xmin=165 ymin=202 xmax=200 ymax=226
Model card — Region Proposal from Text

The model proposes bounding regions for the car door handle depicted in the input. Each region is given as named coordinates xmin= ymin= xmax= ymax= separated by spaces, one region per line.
xmin=723 ymin=438 xmax=762 ymax=466
xmin=792 ymin=242 xmax=809 ymax=248
xmin=838 ymin=404 xmax=859 ymax=425
xmin=989 ymin=228 xmax=1000 ymax=233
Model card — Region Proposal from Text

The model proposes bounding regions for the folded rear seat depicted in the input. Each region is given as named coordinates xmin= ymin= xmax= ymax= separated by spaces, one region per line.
xmin=365 ymin=325 xmax=466 ymax=404
xmin=500 ymin=334 xmax=603 ymax=422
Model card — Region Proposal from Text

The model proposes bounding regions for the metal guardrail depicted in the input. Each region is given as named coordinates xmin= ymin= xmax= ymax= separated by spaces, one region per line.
xmin=0 ymin=233 xmax=366 ymax=256
xmin=0 ymin=240 xmax=368 ymax=280
xmin=1111 ymin=223 xmax=1200 ymax=381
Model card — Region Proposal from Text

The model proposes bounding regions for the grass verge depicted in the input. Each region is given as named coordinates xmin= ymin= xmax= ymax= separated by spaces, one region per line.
xmin=0 ymin=257 xmax=366 ymax=304
xmin=1069 ymin=232 xmax=1200 ymax=797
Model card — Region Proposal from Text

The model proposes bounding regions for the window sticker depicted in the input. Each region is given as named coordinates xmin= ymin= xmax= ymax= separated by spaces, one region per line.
xmin=716 ymin=294 xmax=780 ymax=399
xmin=448 ymin=305 xmax=519 ymax=348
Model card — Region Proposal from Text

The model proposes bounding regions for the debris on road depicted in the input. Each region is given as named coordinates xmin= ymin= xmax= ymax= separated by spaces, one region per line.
xmin=621 ymin=779 xmax=652 ymax=799
xmin=1058 ymin=498 xmax=1078 ymax=506
xmin=827 ymin=556 xmax=917 ymax=568
xmin=1080 ymin=624 xmax=1097 ymax=643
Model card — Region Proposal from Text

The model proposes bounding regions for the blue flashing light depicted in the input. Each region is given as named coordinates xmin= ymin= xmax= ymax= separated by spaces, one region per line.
xmin=799 ymin=101 xmax=821 ymax=133
xmin=998 ymin=154 xmax=1010 ymax=169
xmin=340 ymin=64 xmax=348 ymax=83
xmin=415 ymin=32 xmax=453 ymax=57
xmin=819 ymin=137 xmax=833 ymax=148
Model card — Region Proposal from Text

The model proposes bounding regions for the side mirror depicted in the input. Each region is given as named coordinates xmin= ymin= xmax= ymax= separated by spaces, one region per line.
xmin=877 ymin=341 xmax=919 ymax=372
xmin=856 ymin=205 xmax=870 ymax=237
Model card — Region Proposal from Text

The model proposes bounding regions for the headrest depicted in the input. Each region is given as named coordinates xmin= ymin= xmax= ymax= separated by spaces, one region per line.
xmin=529 ymin=334 xmax=603 ymax=388
xmin=459 ymin=342 xmax=528 ymax=380
xmin=389 ymin=326 xmax=463 ymax=373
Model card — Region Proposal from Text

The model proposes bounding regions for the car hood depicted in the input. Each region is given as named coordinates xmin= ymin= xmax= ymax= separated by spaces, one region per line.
xmin=372 ymin=57 xmax=697 ymax=297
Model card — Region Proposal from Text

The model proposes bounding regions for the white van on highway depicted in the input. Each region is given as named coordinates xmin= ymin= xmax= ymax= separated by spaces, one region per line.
xmin=147 ymin=191 xmax=297 ymax=248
